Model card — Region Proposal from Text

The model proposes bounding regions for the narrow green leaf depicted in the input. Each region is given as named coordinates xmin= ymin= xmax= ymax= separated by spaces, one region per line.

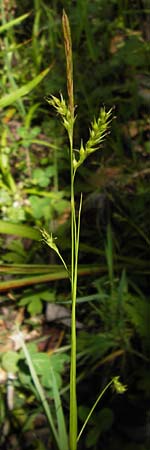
xmin=0 ymin=266 xmax=101 ymax=292
xmin=0 ymin=220 xmax=41 ymax=240
xmin=51 ymin=366 xmax=69 ymax=450
xmin=0 ymin=12 xmax=31 ymax=34
xmin=0 ymin=272 xmax=68 ymax=291
xmin=18 ymin=332 xmax=60 ymax=449
xmin=0 ymin=66 xmax=52 ymax=109
xmin=0 ymin=264 xmax=63 ymax=274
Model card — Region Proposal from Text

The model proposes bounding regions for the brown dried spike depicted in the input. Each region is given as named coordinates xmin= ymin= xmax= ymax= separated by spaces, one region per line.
xmin=62 ymin=10 xmax=74 ymax=117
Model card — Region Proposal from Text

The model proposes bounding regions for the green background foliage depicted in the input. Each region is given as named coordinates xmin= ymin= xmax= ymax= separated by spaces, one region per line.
xmin=0 ymin=0 xmax=150 ymax=449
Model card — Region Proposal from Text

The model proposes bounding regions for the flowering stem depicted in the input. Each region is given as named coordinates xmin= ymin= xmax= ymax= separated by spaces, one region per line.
xmin=62 ymin=10 xmax=78 ymax=450
xmin=70 ymin=137 xmax=78 ymax=450
xmin=77 ymin=376 xmax=127 ymax=442
xmin=43 ymin=11 xmax=113 ymax=450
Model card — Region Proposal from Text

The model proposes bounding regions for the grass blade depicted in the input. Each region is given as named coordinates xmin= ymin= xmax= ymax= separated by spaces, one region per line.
xmin=0 ymin=12 xmax=31 ymax=33
xmin=0 ymin=220 xmax=40 ymax=240
xmin=51 ymin=366 xmax=69 ymax=450
xmin=0 ymin=66 xmax=52 ymax=109
xmin=18 ymin=331 xmax=60 ymax=449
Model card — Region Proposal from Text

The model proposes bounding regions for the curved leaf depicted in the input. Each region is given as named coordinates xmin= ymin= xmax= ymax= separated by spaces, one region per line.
xmin=0 ymin=12 xmax=31 ymax=34
xmin=0 ymin=66 xmax=53 ymax=109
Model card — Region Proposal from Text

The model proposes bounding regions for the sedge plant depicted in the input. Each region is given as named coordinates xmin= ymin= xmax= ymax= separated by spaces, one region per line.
xmin=18 ymin=10 xmax=126 ymax=450
xmin=42 ymin=10 xmax=112 ymax=450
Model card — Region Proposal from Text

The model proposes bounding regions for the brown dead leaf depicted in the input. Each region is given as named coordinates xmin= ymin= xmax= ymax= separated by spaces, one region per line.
xmin=0 ymin=367 xmax=7 ymax=384
xmin=128 ymin=121 xmax=139 ymax=138
xmin=109 ymin=34 xmax=125 ymax=54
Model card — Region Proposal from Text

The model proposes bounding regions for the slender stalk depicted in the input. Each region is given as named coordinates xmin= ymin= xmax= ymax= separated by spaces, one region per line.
xmin=70 ymin=193 xmax=82 ymax=445
xmin=77 ymin=380 xmax=113 ymax=442
xmin=62 ymin=10 xmax=78 ymax=450
xmin=70 ymin=169 xmax=78 ymax=450
xmin=42 ymin=12 xmax=113 ymax=450
xmin=77 ymin=375 xmax=127 ymax=442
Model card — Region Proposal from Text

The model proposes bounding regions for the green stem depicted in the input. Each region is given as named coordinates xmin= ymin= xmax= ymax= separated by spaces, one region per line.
xmin=71 ymin=194 xmax=82 ymax=442
xmin=69 ymin=129 xmax=78 ymax=450
xmin=70 ymin=135 xmax=75 ymax=290
xmin=77 ymin=379 xmax=113 ymax=442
